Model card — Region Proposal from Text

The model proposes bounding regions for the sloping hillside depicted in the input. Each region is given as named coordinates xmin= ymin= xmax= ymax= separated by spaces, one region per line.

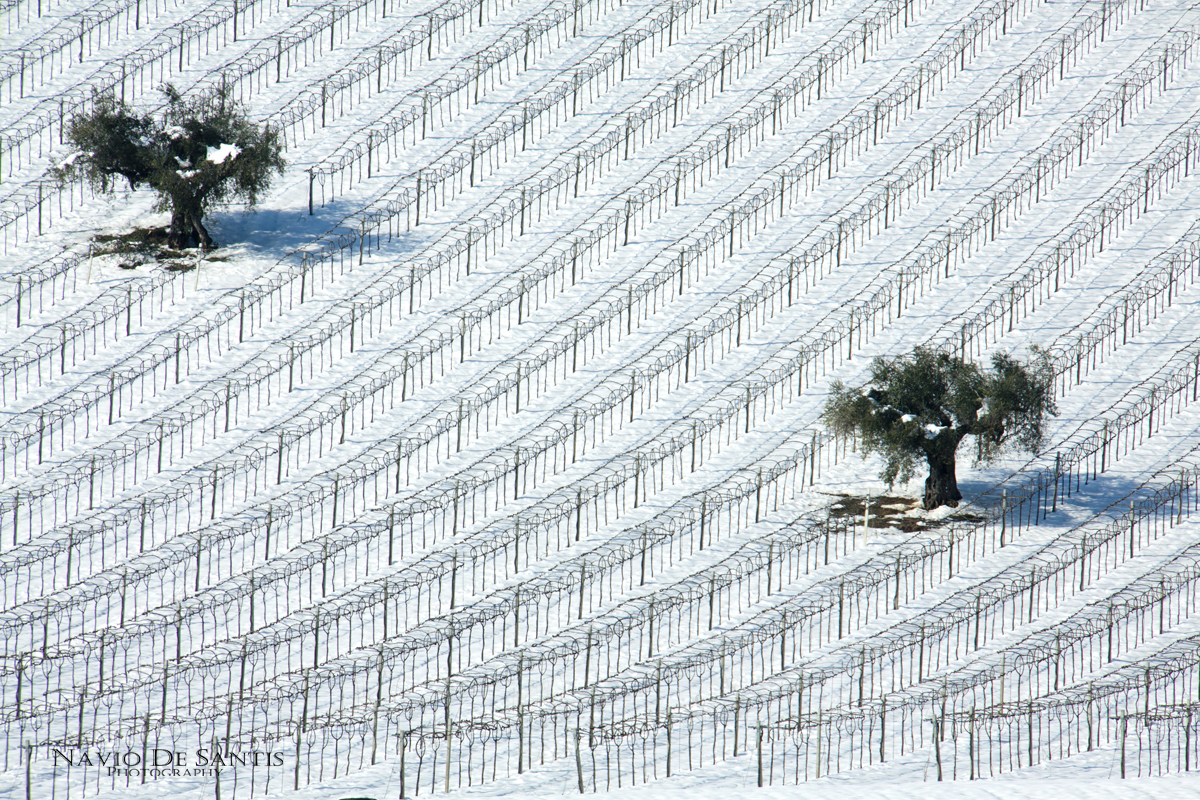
xmin=2 ymin=0 xmax=1200 ymax=796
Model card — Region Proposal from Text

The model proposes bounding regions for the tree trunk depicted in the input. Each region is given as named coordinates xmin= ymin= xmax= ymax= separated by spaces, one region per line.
xmin=168 ymin=208 xmax=190 ymax=248
xmin=167 ymin=208 xmax=215 ymax=250
xmin=190 ymin=213 xmax=214 ymax=250
xmin=923 ymin=455 xmax=961 ymax=510
xmin=167 ymin=208 xmax=197 ymax=249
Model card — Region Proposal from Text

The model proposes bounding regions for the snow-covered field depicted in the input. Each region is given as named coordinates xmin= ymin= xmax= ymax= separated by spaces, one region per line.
xmin=3 ymin=0 xmax=1200 ymax=797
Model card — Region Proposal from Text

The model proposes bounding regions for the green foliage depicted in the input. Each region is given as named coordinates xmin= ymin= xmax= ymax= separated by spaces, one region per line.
xmin=823 ymin=347 xmax=1056 ymax=492
xmin=56 ymin=85 xmax=286 ymax=249
xmin=58 ymin=94 xmax=156 ymax=193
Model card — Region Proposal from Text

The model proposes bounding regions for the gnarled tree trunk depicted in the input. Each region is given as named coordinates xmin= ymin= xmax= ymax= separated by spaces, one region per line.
xmin=923 ymin=455 xmax=962 ymax=510
xmin=167 ymin=208 xmax=214 ymax=250
xmin=167 ymin=208 xmax=193 ymax=249
xmin=190 ymin=213 xmax=214 ymax=250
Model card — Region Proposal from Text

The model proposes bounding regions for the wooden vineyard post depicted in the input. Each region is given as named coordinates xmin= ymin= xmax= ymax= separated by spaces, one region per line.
xmin=757 ymin=726 xmax=764 ymax=787
xmin=1053 ymin=453 xmax=1060 ymax=512
xmin=576 ymin=729 xmax=585 ymax=793
xmin=517 ymin=654 xmax=525 ymax=773
xmin=1001 ymin=489 xmax=1007 ymax=546
xmin=294 ymin=725 xmax=302 ymax=791
xmin=383 ymin=508 xmax=395 ymax=565
xmin=382 ymin=583 xmax=390 ymax=640
xmin=933 ymin=717 xmax=943 ymax=780
xmin=399 ymin=731 xmax=407 ymax=798
xmin=968 ymin=707 xmax=976 ymax=780
xmin=879 ymin=698 xmax=886 ymax=762
xmin=662 ymin=710 xmax=672 ymax=777
xmin=733 ymin=696 xmax=741 ymax=757
xmin=1085 ymin=692 xmax=1095 ymax=753
xmin=588 ymin=687 xmax=597 ymax=749
xmin=583 ymin=626 xmax=592 ymax=686
xmin=1186 ymin=710 xmax=1192 ymax=772
xmin=445 ymin=668 xmax=453 ymax=793
xmin=1120 ymin=716 xmax=1128 ymax=778
xmin=1130 ymin=501 xmax=1137 ymax=559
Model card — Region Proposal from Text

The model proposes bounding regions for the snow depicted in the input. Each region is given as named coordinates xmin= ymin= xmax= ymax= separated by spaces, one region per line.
xmin=56 ymin=150 xmax=81 ymax=169
xmin=524 ymin=777 xmax=1200 ymax=799
xmin=3 ymin=0 xmax=1200 ymax=797
xmin=205 ymin=142 xmax=241 ymax=164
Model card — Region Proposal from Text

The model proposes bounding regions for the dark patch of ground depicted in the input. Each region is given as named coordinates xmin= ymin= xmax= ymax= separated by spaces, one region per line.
xmin=826 ymin=493 xmax=984 ymax=534
xmin=92 ymin=226 xmax=203 ymax=271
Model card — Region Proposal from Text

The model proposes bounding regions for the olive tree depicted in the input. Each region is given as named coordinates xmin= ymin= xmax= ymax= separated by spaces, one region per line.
xmin=56 ymin=85 xmax=285 ymax=249
xmin=823 ymin=347 xmax=1056 ymax=510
